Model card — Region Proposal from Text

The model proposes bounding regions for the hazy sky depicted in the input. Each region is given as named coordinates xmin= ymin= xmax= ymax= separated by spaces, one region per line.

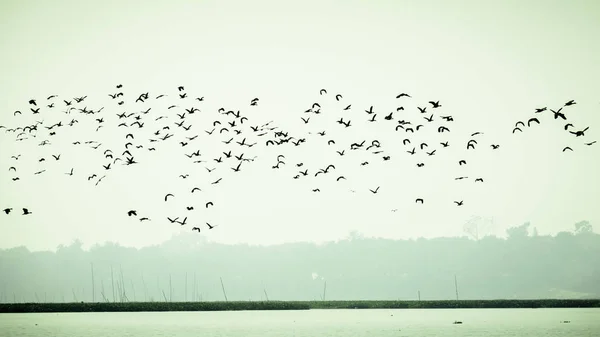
xmin=0 ymin=0 xmax=599 ymax=251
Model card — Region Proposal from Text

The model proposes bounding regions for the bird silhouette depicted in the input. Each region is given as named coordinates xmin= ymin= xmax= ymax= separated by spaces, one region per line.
xmin=369 ymin=186 xmax=380 ymax=194
xmin=429 ymin=101 xmax=441 ymax=108
xmin=551 ymin=108 xmax=566 ymax=120
xmin=569 ymin=127 xmax=589 ymax=137
xmin=527 ymin=118 xmax=540 ymax=127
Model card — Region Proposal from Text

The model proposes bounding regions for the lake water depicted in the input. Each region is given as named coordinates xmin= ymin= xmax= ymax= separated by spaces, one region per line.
xmin=0 ymin=308 xmax=599 ymax=336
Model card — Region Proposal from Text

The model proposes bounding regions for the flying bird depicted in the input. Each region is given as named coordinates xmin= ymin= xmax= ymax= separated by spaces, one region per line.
xmin=429 ymin=101 xmax=441 ymax=108
xmin=527 ymin=117 xmax=540 ymax=127
xmin=569 ymin=127 xmax=589 ymax=137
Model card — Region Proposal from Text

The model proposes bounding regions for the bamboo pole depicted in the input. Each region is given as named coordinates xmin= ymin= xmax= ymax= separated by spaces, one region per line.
xmin=111 ymin=265 xmax=115 ymax=303
xmin=454 ymin=275 xmax=459 ymax=301
xmin=101 ymin=280 xmax=107 ymax=302
xmin=120 ymin=265 xmax=127 ymax=302
xmin=220 ymin=277 xmax=228 ymax=302
xmin=193 ymin=272 xmax=196 ymax=303
xmin=142 ymin=273 xmax=147 ymax=302
xmin=91 ymin=262 xmax=95 ymax=302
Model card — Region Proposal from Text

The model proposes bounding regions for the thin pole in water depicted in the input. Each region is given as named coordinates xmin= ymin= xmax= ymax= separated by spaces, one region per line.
xmin=111 ymin=265 xmax=115 ymax=303
xmin=454 ymin=274 xmax=459 ymax=301
xmin=142 ymin=273 xmax=147 ymax=302
xmin=91 ymin=262 xmax=95 ymax=302
xmin=220 ymin=277 xmax=228 ymax=302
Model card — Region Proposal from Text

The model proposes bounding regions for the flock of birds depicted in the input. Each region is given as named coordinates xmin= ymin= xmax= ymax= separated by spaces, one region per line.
xmin=511 ymin=101 xmax=595 ymax=152
xmin=1 ymin=85 xmax=595 ymax=233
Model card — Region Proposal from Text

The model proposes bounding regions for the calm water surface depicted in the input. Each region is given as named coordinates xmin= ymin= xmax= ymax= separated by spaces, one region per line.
xmin=1 ymin=308 xmax=599 ymax=336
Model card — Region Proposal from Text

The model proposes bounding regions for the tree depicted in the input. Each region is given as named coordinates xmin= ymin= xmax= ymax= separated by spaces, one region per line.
xmin=346 ymin=230 xmax=364 ymax=241
xmin=463 ymin=215 xmax=495 ymax=240
xmin=574 ymin=220 xmax=593 ymax=235
xmin=506 ymin=222 xmax=531 ymax=239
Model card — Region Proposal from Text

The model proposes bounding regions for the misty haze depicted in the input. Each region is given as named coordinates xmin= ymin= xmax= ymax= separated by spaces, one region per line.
xmin=1 ymin=221 xmax=599 ymax=303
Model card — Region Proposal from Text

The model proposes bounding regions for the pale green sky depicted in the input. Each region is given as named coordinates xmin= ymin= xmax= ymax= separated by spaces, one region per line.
xmin=0 ymin=0 xmax=599 ymax=251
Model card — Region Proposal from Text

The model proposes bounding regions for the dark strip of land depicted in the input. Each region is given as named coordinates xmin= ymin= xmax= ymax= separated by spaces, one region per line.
xmin=0 ymin=299 xmax=598 ymax=313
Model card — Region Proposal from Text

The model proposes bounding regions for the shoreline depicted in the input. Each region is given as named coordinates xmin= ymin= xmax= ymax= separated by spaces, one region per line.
xmin=1 ymin=299 xmax=599 ymax=313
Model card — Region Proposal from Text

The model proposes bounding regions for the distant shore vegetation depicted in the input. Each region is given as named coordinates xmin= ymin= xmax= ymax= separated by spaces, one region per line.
xmin=1 ymin=299 xmax=599 ymax=313
xmin=0 ymin=220 xmax=598 ymax=304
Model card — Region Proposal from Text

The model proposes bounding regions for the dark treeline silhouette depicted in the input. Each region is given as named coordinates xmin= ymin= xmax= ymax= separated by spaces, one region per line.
xmin=0 ymin=221 xmax=598 ymax=303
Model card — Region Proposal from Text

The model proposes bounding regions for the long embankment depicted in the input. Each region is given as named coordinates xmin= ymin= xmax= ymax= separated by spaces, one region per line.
xmin=0 ymin=299 xmax=599 ymax=313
